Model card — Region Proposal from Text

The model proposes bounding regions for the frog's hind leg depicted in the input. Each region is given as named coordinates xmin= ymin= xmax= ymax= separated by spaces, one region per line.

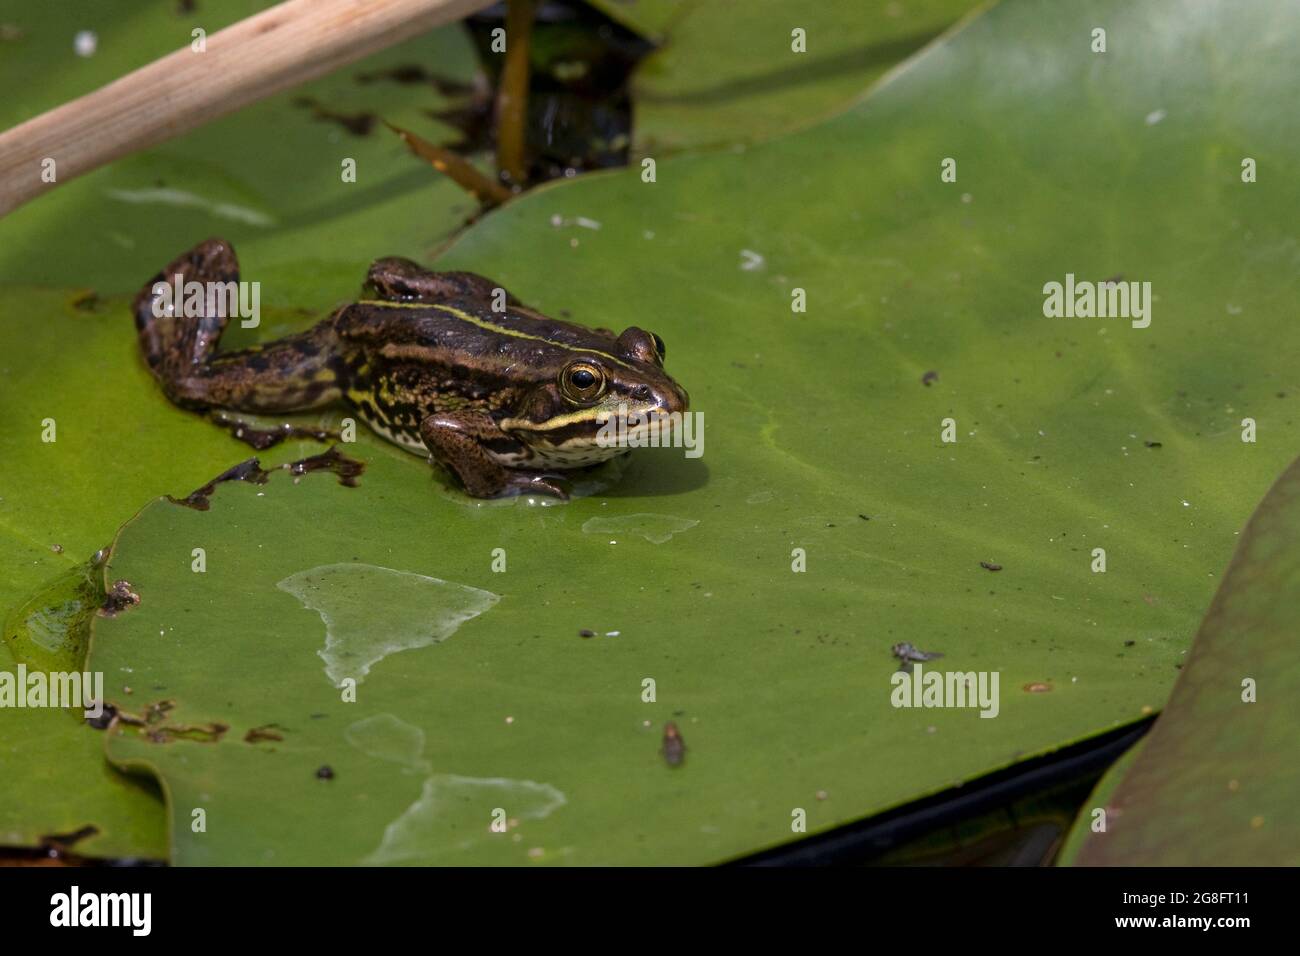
xmin=133 ymin=238 xmax=343 ymax=414
xmin=133 ymin=238 xmax=239 ymax=393
xmin=363 ymin=257 xmax=522 ymax=307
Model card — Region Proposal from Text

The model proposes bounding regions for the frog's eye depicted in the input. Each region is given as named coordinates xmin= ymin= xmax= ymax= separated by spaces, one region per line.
xmin=560 ymin=362 xmax=606 ymax=403
xmin=651 ymin=333 xmax=666 ymax=364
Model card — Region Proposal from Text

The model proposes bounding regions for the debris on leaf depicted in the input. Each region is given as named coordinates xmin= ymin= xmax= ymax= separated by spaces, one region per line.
xmin=244 ymin=724 xmax=285 ymax=744
xmin=892 ymin=642 xmax=944 ymax=673
xmin=99 ymin=580 xmax=140 ymax=617
xmin=661 ymin=721 xmax=686 ymax=767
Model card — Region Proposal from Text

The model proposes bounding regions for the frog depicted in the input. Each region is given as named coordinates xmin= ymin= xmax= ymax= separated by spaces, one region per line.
xmin=132 ymin=238 xmax=689 ymax=499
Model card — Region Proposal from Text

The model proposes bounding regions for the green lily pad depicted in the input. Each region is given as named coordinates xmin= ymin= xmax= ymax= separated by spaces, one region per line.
xmin=629 ymin=0 xmax=979 ymax=154
xmin=73 ymin=0 xmax=1300 ymax=863
xmin=7 ymin=0 xmax=1300 ymax=864
xmin=583 ymin=1 xmax=687 ymax=42
xmin=0 ymin=285 xmax=297 ymax=860
xmin=0 ymin=286 xmax=334 ymax=608
xmin=1060 ymin=455 xmax=1300 ymax=866
xmin=0 ymin=681 xmax=167 ymax=860
xmin=0 ymin=555 xmax=166 ymax=859
xmin=1055 ymin=737 xmax=1143 ymax=865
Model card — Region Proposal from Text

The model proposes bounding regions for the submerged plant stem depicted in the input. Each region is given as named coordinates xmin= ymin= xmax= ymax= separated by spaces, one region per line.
xmin=495 ymin=0 xmax=538 ymax=186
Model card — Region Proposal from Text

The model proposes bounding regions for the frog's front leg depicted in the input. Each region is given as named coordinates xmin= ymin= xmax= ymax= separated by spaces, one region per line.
xmin=420 ymin=410 xmax=569 ymax=499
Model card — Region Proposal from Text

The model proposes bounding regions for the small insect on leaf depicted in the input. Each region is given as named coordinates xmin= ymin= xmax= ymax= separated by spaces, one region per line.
xmin=661 ymin=721 xmax=686 ymax=767
xmin=891 ymin=642 xmax=944 ymax=673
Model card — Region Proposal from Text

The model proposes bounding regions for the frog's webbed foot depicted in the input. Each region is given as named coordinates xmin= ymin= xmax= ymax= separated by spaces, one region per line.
xmin=364 ymin=258 xmax=520 ymax=307
xmin=420 ymin=410 xmax=568 ymax=500
xmin=133 ymin=240 xmax=343 ymax=415
xmin=132 ymin=238 xmax=240 ymax=397
xmin=503 ymin=471 xmax=571 ymax=501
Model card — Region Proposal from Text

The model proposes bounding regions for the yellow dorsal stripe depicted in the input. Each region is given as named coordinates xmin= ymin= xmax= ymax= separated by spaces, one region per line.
xmin=356 ymin=299 xmax=633 ymax=369
xmin=499 ymin=408 xmax=612 ymax=431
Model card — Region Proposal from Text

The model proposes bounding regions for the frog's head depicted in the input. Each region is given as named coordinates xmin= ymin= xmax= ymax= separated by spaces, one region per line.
xmin=504 ymin=327 xmax=690 ymax=466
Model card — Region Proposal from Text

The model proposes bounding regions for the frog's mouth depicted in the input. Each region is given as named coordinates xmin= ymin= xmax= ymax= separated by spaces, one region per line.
xmin=507 ymin=380 xmax=689 ymax=462
xmin=592 ymin=401 xmax=688 ymax=450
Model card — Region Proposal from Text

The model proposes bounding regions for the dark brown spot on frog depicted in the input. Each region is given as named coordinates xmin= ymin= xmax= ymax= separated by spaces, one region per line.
xmin=99 ymin=580 xmax=140 ymax=617
xmin=661 ymin=721 xmax=686 ymax=767
xmin=980 ymin=561 xmax=1002 ymax=572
